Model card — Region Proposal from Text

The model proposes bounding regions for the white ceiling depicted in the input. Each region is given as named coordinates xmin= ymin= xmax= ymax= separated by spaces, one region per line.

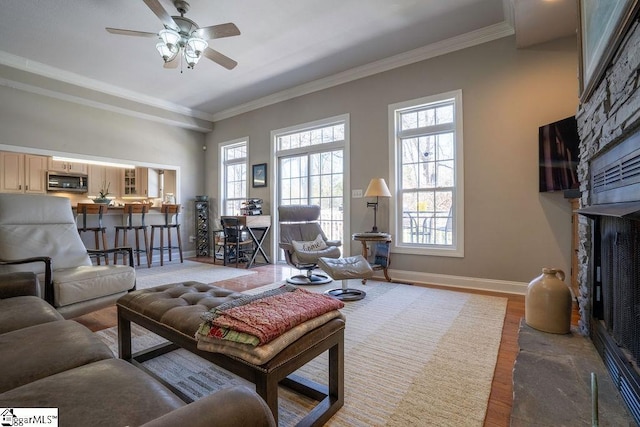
xmin=0 ymin=0 xmax=576 ymax=127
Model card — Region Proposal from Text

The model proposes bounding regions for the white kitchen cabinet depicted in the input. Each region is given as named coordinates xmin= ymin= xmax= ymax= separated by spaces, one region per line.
xmin=0 ymin=152 xmax=47 ymax=194
xmin=48 ymin=158 xmax=88 ymax=174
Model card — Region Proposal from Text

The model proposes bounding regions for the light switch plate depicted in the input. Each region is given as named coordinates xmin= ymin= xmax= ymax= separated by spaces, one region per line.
xmin=352 ymin=189 xmax=363 ymax=198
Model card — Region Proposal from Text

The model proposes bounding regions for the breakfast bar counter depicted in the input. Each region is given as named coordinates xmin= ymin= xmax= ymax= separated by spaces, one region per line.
xmin=72 ymin=204 xmax=182 ymax=263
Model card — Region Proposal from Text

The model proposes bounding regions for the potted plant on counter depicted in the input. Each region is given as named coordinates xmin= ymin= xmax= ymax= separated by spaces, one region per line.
xmin=94 ymin=181 xmax=111 ymax=204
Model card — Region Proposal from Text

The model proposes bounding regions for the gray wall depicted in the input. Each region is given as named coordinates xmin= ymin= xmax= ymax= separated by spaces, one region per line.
xmin=206 ymin=35 xmax=579 ymax=288
xmin=0 ymin=84 xmax=207 ymax=252
xmin=0 ymin=34 xmax=579 ymax=288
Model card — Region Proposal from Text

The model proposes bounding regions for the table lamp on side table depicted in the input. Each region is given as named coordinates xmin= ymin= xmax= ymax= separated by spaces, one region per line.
xmin=364 ymin=178 xmax=392 ymax=233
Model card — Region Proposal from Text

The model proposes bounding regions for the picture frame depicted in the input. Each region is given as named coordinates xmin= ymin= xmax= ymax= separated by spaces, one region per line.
xmin=578 ymin=0 xmax=639 ymax=102
xmin=252 ymin=163 xmax=267 ymax=188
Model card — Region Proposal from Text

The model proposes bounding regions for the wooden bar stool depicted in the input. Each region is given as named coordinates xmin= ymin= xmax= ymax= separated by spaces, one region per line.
xmin=76 ymin=202 xmax=109 ymax=265
xmin=114 ymin=204 xmax=150 ymax=267
xmin=149 ymin=204 xmax=183 ymax=266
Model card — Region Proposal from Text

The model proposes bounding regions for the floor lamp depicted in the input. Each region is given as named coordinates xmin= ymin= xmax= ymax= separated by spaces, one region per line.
xmin=364 ymin=178 xmax=392 ymax=232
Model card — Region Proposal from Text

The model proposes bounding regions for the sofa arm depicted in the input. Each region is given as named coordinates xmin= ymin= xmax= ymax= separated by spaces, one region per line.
xmin=0 ymin=257 xmax=52 ymax=303
xmin=139 ymin=386 xmax=276 ymax=427
xmin=0 ymin=272 xmax=40 ymax=298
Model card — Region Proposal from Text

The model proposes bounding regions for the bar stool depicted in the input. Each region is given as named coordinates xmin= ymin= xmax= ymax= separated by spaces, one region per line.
xmin=150 ymin=204 xmax=183 ymax=266
xmin=76 ymin=202 xmax=109 ymax=265
xmin=114 ymin=204 xmax=150 ymax=267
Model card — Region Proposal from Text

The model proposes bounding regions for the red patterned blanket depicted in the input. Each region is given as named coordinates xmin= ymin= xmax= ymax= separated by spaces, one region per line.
xmin=198 ymin=286 xmax=344 ymax=345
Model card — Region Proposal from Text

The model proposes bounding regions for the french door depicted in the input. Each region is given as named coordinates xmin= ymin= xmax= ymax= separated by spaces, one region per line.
xmin=278 ymin=149 xmax=344 ymax=243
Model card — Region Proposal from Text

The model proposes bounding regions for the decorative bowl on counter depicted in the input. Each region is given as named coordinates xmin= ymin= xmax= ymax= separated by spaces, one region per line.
xmin=93 ymin=198 xmax=110 ymax=204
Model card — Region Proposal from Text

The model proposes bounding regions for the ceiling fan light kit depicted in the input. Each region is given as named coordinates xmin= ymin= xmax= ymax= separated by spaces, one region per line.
xmin=155 ymin=27 xmax=208 ymax=68
xmin=107 ymin=0 xmax=240 ymax=71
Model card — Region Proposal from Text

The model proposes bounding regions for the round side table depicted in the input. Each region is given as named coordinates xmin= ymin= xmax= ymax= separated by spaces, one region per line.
xmin=352 ymin=232 xmax=392 ymax=283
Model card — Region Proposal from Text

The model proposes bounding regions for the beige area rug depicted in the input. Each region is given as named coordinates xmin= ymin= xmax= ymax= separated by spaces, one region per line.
xmin=134 ymin=259 xmax=255 ymax=289
xmin=96 ymin=280 xmax=507 ymax=426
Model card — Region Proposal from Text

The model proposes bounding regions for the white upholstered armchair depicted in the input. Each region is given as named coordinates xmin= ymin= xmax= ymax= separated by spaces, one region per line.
xmin=278 ymin=205 xmax=341 ymax=285
xmin=0 ymin=194 xmax=136 ymax=318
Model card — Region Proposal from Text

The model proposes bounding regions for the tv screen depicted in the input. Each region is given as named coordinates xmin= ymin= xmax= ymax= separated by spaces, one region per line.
xmin=539 ymin=116 xmax=580 ymax=192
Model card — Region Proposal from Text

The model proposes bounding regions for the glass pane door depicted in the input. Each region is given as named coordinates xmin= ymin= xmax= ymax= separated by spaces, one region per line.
xmin=278 ymin=149 xmax=344 ymax=257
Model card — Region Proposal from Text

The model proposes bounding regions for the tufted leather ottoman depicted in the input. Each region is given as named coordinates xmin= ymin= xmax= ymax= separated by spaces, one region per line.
xmin=117 ymin=281 xmax=344 ymax=426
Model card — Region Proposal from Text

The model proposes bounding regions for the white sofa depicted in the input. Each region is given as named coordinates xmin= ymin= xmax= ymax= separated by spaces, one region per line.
xmin=0 ymin=193 xmax=135 ymax=318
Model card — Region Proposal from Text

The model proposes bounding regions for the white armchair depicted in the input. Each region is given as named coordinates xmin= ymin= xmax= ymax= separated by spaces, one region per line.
xmin=0 ymin=194 xmax=136 ymax=319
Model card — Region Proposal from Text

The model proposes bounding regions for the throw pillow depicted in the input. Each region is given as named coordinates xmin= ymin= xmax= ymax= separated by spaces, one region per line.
xmin=292 ymin=234 xmax=328 ymax=252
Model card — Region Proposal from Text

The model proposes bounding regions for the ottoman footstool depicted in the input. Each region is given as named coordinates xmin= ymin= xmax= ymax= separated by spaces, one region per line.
xmin=116 ymin=281 xmax=344 ymax=426
xmin=318 ymin=255 xmax=374 ymax=301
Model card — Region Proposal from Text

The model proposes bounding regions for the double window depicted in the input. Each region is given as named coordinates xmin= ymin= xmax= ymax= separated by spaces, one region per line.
xmin=389 ymin=90 xmax=464 ymax=257
xmin=220 ymin=139 xmax=247 ymax=216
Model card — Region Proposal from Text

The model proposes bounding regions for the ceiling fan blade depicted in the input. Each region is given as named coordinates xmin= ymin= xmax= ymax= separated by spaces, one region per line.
xmin=203 ymin=47 xmax=238 ymax=70
xmin=106 ymin=27 xmax=157 ymax=37
xmin=195 ymin=23 xmax=240 ymax=40
xmin=163 ymin=57 xmax=179 ymax=69
xmin=143 ymin=0 xmax=178 ymax=30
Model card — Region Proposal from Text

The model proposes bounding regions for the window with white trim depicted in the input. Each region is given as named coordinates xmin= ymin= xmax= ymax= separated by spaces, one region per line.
xmin=220 ymin=139 xmax=247 ymax=216
xmin=389 ymin=90 xmax=464 ymax=257
xmin=274 ymin=116 xmax=348 ymax=245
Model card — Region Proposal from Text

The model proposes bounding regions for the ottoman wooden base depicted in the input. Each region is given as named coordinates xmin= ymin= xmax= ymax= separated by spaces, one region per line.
xmin=116 ymin=281 xmax=344 ymax=426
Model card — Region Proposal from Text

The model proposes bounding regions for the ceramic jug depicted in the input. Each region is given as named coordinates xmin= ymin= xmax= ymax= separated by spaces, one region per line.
xmin=525 ymin=268 xmax=572 ymax=334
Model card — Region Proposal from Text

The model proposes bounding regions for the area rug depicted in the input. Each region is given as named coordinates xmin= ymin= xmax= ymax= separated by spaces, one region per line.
xmin=134 ymin=260 xmax=255 ymax=289
xmin=96 ymin=281 xmax=507 ymax=426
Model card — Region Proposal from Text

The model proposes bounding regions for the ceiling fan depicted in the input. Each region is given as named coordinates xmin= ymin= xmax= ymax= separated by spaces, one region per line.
xmin=106 ymin=0 xmax=240 ymax=70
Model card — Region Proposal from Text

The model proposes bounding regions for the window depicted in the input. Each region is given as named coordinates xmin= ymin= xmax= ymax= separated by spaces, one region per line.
xmin=273 ymin=115 xmax=349 ymax=247
xmin=389 ymin=90 xmax=464 ymax=257
xmin=220 ymin=139 xmax=247 ymax=216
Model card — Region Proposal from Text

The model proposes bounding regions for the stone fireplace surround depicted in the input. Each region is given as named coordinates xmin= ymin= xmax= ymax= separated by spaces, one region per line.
xmin=576 ymin=14 xmax=640 ymax=424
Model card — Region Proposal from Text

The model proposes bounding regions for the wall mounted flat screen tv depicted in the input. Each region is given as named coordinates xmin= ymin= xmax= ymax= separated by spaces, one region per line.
xmin=539 ymin=116 xmax=580 ymax=192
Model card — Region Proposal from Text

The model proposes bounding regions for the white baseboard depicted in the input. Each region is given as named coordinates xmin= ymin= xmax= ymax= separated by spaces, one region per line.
xmin=375 ymin=269 xmax=527 ymax=295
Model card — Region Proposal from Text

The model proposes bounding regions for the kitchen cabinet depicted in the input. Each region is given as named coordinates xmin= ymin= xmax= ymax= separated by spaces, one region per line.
xmin=88 ymin=165 xmax=122 ymax=197
xmin=0 ymin=152 xmax=47 ymax=194
xmin=48 ymin=158 xmax=88 ymax=174
xmin=122 ymin=167 xmax=159 ymax=197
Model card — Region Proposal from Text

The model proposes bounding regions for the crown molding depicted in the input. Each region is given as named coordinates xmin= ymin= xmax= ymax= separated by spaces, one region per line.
xmin=212 ymin=21 xmax=515 ymax=121
xmin=0 ymin=76 xmax=213 ymax=132
xmin=0 ymin=51 xmax=215 ymax=124
xmin=0 ymin=21 xmax=515 ymax=129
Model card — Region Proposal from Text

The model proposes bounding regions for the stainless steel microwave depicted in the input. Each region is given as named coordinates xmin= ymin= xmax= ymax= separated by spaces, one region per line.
xmin=47 ymin=172 xmax=88 ymax=193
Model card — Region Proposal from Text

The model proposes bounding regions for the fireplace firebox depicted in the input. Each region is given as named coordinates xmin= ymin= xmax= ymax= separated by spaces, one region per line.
xmin=578 ymin=130 xmax=640 ymax=425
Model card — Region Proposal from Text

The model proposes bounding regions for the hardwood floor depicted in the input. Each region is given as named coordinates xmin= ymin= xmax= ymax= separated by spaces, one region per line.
xmin=74 ymin=258 xmax=529 ymax=427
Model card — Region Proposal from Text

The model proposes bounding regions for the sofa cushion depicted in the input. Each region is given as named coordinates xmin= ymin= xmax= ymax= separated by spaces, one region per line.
xmin=0 ymin=295 xmax=63 ymax=334
xmin=53 ymin=265 xmax=136 ymax=307
xmin=0 ymin=320 xmax=114 ymax=393
xmin=0 ymin=272 xmax=40 ymax=298
xmin=0 ymin=359 xmax=186 ymax=427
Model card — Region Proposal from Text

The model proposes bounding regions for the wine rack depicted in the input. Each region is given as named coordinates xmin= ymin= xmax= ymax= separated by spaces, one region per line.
xmin=194 ymin=200 xmax=210 ymax=256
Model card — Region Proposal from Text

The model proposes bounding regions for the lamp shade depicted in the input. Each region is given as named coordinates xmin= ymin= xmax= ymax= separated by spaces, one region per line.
xmin=364 ymin=178 xmax=392 ymax=198
xmin=159 ymin=29 xmax=180 ymax=52
xmin=187 ymin=36 xmax=208 ymax=56
xmin=156 ymin=42 xmax=177 ymax=62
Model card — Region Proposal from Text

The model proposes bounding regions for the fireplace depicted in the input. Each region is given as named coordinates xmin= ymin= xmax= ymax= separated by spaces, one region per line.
xmin=577 ymin=130 xmax=640 ymax=424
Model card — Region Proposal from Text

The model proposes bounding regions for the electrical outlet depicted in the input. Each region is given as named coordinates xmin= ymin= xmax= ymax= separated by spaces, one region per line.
xmin=189 ymin=235 xmax=195 ymax=243
xmin=352 ymin=189 xmax=363 ymax=198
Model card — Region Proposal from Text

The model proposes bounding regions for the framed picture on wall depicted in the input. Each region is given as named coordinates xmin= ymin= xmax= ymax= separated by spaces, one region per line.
xmin=252 ymin=163 xmax=267 ymax=188
xmin=578 ymin=0 xmax=639 ymax=101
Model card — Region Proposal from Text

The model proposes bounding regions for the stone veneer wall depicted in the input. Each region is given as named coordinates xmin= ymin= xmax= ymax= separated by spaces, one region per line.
xmin=575 ymin=17 xmax=640 ymax=334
